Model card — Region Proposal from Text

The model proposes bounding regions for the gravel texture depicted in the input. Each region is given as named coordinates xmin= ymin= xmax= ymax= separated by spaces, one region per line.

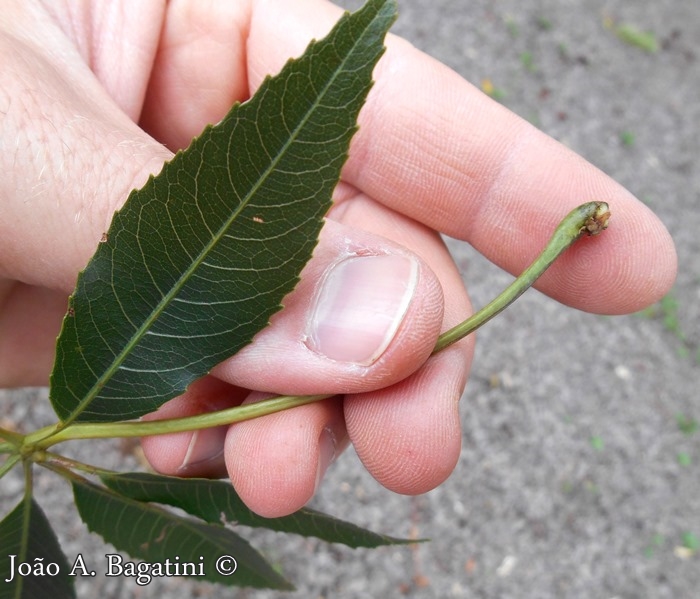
xmin=2 ymin=0 xmax=699 ymax=598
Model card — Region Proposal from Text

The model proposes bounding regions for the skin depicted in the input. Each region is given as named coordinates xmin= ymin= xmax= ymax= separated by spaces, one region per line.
xmin=0 ymin=0 xmax=677 ymax=517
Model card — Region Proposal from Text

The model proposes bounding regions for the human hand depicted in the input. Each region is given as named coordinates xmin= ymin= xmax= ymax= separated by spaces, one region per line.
xmin=0 ymin=1 xmax=676 ymax=517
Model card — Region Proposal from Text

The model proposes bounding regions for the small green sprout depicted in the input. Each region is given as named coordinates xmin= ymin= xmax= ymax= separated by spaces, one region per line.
xmin=677 ymin=414 xmax=698 ymax=436
xmin=505 ymin=16 xmax=519 ymax=38
xmin=681 ymin=532 xmax=699 ymax=552
xmin=677 ymin=452 xmax=692 ymax=467
xmin=615 ymin=24 xmax=659 ymax=53
xmin=644 ymin=533 xmax=665 ymax=557
xmin=520 ymin=51 xmax=536 ymax=72
xmin=620 ymin=130 xmax=636 ymax=146
xmin=536 ymin=16 xmax=553 ymax=31
xmin=590 ymin=435 xmax=605 ymax=451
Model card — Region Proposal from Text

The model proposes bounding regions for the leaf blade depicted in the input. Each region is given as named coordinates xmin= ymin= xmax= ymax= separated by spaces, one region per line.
xmin=71 ymin=477 xmax=293 ymax=591
xmin=0 ymin=498 xmax=76 ymax=599
xmin=101 ymin=471 xmax=414 ymax=548
xmin=50 ymin=0 xmax=397 ymax=423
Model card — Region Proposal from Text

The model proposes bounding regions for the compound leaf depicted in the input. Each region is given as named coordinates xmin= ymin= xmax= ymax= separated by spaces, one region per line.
xmin=50 ymin=0 xmax=397 ymax=423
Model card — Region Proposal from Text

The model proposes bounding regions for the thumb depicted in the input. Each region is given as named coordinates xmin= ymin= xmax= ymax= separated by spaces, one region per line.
xmin=0 ymin=25 xmax=170 ymax=292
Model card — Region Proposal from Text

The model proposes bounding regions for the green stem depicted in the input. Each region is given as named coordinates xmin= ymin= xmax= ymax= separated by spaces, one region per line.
xmin=433 ymin=201 xmax=610 ymax=353
xmin=40 ymin=459 xmax=94 ymax=487
xmin=0 ymin=453 xmax=21 ymax=481
xmin=0 ymin=426 xmax=24 ymax=448
xmin=1 ymin=441 xmax=17 ymax=454
xmin=38 ymin=451 xmax=118 ymax=478
xmin=25 ymin=394 xmax=332 ymax=448
xmin=26 ymin=201 xmax=609 ymax=450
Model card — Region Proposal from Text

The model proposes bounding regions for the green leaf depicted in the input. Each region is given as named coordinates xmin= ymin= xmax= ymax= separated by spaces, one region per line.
xmin=677 ymin=413 xmax=698 ymax=435
xmin=682 ymin=531 xmax=699 ymax=552
xmin=615 ymin=23 xmax=659 ymax=53
xmin=677 ymin=451 xmax=692 ymax=467
xmin=50 ymin=0 xmax=397 ymax=423
xmin=101 ymin=471 xmax=414 ymax=548
xmin=0 ymin=498 xmax=75 ymax=599
xmin=71 ymin=477 xmax=293 ymax=591
xmin=589 ymin=435 xmax=605 ymax=451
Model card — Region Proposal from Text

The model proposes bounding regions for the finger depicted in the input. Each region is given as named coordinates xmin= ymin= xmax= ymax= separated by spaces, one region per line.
xmin=36 ymin=0 xmax=166 ymax=121
xmin=345 ymin=349 xmax=466 ymax=494
xmin=139 ymin=0 xmax=252 ymax=150
xmin=330 ymin=188 xmax=472 ymax=494
xmin=224 ymin=394 xmax=348 ymax=517
xmin=245 ymin=0 xmax=677 ymax=314
xmin=329 ymin=185 xmax=472 ymax=340
xmin=217 ymin=193 xmax=471 ymax=516
xmin=0 ymin=10 xmax=171 ymax=291
xmin=140 ymin=377 xmax=247 ymax=478
xmin=143 ymin=191 xmax=462 ymax=501
xmin=140 ymin=372 xmax=349 ymax=516
xmin=213 ymin=215 xmax=445 ymax=395
xmin=0 ymin=282 xmax=67 ymax=386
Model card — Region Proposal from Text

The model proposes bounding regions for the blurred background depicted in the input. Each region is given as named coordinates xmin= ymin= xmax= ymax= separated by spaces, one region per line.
xmin=2 ymin=0 xmax=698 ymax=597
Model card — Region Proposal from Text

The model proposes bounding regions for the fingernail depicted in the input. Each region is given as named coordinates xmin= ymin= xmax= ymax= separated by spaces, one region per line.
xmin=314 ymin=427 xmax=337 ymax=493
xmin=178 ymin=426 xmax=227 ymax=473
xmin=305 ymin=254 xmax=418 ymax=365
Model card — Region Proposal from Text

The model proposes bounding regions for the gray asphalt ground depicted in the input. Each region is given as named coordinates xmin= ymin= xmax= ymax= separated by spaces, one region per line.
xmin=2 ymin=0 xmax=699 ymax=598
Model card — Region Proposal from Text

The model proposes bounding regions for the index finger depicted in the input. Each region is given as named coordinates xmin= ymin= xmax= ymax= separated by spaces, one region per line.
xmin=245 ymin=0 xmax=677 ymax=314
